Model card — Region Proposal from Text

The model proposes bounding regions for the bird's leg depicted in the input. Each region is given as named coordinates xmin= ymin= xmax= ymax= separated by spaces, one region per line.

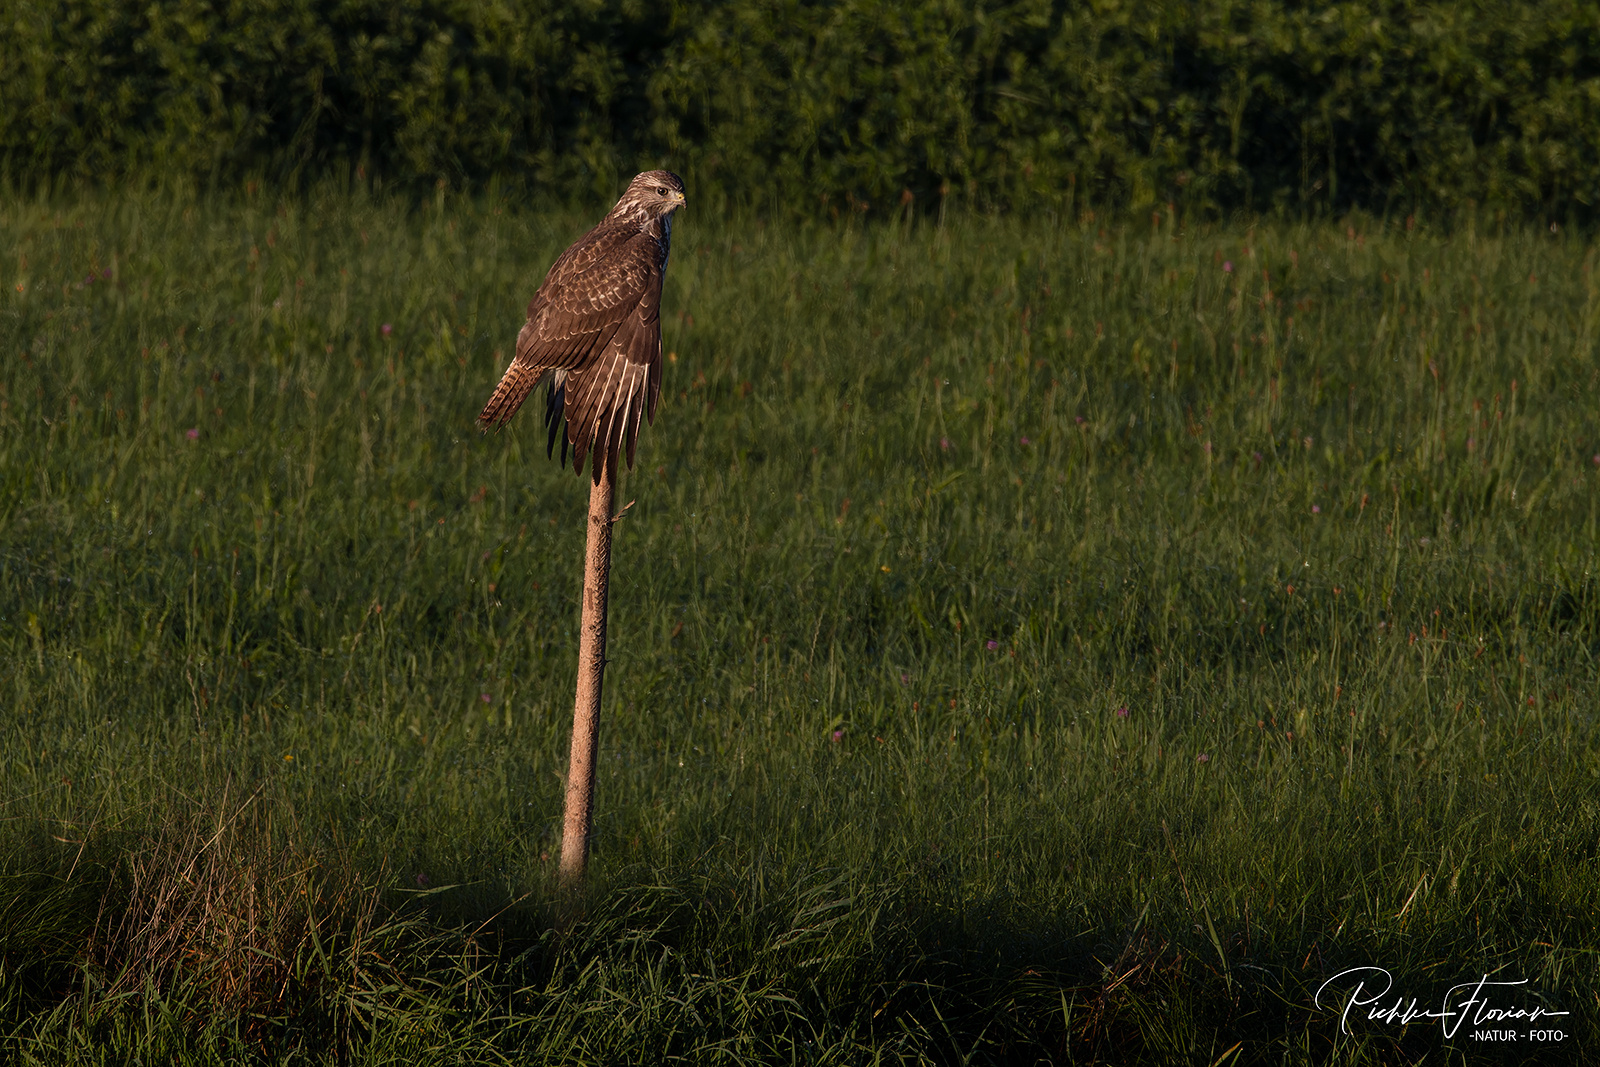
xmin=560 ymin=458 xmax=616 ymax=892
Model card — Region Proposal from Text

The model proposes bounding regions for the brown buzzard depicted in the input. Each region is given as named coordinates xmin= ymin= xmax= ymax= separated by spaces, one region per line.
xmin=478 ymin=170 xmax=686 ymax=482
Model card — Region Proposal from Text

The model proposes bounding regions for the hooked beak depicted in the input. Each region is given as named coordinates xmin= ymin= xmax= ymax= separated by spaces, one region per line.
xmin=671 ymin=190 xmax=687 ymax=212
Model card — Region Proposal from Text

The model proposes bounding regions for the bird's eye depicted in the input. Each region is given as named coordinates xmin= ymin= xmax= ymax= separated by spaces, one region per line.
xmin=656 ymin=187 xmax=667 ymax=196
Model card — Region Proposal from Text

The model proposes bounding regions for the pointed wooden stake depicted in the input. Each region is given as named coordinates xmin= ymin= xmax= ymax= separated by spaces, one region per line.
xmin=560 ymin=459 xmax=616 ymax=891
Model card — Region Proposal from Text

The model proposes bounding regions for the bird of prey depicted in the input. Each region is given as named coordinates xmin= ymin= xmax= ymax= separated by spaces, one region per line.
xmin=478 ymin=171 xmax=687 ymax=890
xmin=478 ymin=170 xmax=686 ymax=480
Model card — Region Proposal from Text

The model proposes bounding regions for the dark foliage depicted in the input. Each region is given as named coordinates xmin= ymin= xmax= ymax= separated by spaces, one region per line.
xmin=3 ymin=0 xmax=1599 ymax=217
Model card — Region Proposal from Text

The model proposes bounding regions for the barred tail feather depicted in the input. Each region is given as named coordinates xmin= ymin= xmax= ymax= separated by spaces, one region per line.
xmin=478 ymin=359 xmax=544 ymax=430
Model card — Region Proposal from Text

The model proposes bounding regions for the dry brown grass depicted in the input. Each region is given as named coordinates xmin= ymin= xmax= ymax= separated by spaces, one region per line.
xmin=77 ymin=786 xmax=427 ymax=1047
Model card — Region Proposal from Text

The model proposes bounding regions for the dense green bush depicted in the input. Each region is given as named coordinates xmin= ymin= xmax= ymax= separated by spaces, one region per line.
xmin=3 ymin=0 xmax=1599 ymax=217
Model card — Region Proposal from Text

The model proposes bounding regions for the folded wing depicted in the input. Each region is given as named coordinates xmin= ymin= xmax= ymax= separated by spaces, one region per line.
xmin=478 ymin=227 xmax=666 ymax=482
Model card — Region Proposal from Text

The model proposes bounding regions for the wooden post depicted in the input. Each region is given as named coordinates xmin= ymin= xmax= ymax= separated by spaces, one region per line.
xmin=559 ymin=459 xmax=616 ymax=891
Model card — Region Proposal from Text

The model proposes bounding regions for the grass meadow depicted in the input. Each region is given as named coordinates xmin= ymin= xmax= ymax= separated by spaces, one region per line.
xmin=1 ymin=186 xmax=1598 ymax=1064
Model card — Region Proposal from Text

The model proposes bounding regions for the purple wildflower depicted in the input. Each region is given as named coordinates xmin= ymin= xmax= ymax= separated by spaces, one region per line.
xmin=939 ymin=437 xmax=952 ymax=451
xmin=1020 ymin=436 xmax=1031 ymax=446
xmin=1223 ymin=261 xmax=1234 ymax=273
xmin=185 ymin=428 xmax=199 ymax=440
xmin=381 ymin=323 xmax=393 ymax=336
xmin=1196 ymin=753 xmax=1210 ymax=764
xmin=985 ymin=640 xmax=999 ymax=651
xmin=1116 ymin=706 xmax=1129 ymax=720
xmin=1312 ymin=505 xmax=1321 ymax=514
xmin=831 ymin=729 xmax=843 ymax=743
xmin=480 ymin=693 xmax=492 ymax=703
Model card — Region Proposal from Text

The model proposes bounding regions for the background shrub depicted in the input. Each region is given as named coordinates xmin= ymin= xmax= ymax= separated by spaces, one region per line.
xmin=3 ymin=0 xmax=1598 ymax=217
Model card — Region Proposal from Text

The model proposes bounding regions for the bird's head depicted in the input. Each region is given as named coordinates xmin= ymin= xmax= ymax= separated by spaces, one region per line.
xmin=611 ymin=170 xmax=686 ymax=224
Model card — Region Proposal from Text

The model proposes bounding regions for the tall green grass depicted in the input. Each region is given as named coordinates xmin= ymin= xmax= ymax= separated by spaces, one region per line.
xmin=1 ymin=187 xmax=1597 ymax=1063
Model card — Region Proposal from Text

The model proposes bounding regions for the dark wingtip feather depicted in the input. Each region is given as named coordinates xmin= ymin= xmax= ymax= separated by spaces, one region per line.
xmin=569 ymin=416 xmax=591 ymax=478
xmin=646 ymin=359 xmax=661 ymax=424
xmin=544 ymin=378 xmax=566 ymax=462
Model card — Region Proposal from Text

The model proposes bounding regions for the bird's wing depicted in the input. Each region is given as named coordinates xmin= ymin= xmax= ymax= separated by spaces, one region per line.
xmin=477 ymin=226 xmax=658 ymax=430
xmin=562 ymin=253 xmax=665 ymax=482
xmin=522 ymin=228 xmax=658 ymax=370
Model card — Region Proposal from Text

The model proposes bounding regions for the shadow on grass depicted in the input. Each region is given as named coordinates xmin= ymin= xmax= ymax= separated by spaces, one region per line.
xmin=0 ymin=786 xmax=1575 ymax=1065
